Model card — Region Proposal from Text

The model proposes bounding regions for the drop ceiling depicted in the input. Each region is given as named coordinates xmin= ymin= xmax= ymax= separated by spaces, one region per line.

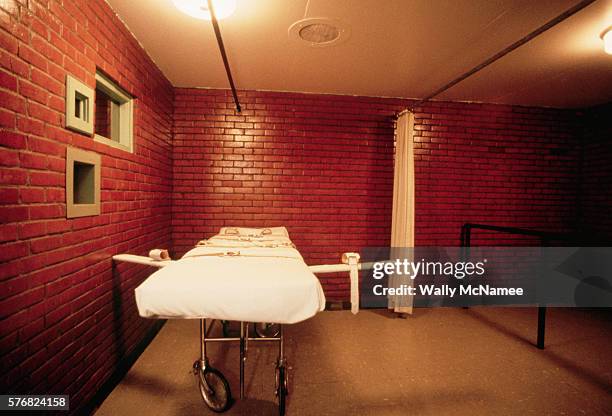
xmin=107 ymin=0 xmax=612 ymax=108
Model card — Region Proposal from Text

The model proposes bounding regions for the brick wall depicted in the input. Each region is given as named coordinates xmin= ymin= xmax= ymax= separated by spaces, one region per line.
xmin=172 ymin=89 xmax=582 ymax=298
xmin=0 ymin=0 xmax=593 ymax=409
xmin=579 ymin=103 xmax=612 ymax=240
xmin=0 ymin=0 xmax=173 ymax=412
xmin=414 ymin=103 xmax=582 ymax=246
xmin=172 ymin=90 xmax=398 ymax=298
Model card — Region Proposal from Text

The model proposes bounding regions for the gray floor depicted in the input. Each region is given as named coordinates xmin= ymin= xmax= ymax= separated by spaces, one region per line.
xmin=95 ymin=308 xmax=611 ymax=415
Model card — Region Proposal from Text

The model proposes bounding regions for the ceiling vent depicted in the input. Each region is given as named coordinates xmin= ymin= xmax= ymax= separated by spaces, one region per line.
xmin=289 ymin=18 xmax=350 ymax=47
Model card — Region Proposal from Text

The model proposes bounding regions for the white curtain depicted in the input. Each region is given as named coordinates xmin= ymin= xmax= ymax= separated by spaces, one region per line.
xmin=389 ymin=111 xmax=415 ymax=314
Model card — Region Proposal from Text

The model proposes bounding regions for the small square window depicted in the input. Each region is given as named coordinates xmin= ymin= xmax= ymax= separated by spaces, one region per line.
xmin=66 ymin=147 xmax=101 ymax=218
xmin=74 ymin=92 xmax=89 ymax=120
xmin=94 ymin=71 xmax=133 ymax=152
xmin=95 ymin=88 xmax=120 ymax=141
xmin=73 ymin=162 xmax=95 ymax=204
xmin=65 ymin=75 xmax=94 ymax=135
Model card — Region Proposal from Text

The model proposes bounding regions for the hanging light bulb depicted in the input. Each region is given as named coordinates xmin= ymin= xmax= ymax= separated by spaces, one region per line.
xmin=601 ymin=26 xmax=612 ymax=55
xmin=172 ymin=0 xmax=237 ymax=20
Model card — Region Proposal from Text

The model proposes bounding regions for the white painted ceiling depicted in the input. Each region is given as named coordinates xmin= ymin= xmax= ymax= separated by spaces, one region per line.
xmin=107 ymin=0 xmax=612 ymax=108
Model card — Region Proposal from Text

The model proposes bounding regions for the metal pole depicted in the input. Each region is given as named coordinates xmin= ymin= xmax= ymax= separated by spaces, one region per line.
xmin=409 ymin=0 xmax=596 ymax=111
xmin=537 ymin=306 xmax=547 ymax=349
xmin=207 ymin=0 xmax=242 ymax=112
xmin=461 ymin=225 xmax=471 ymax=309
xmin=279 ymin=325 xmax=284 ymax=365
xmin=466 ymin=225 xmax=471 ymax=248
xmin=200 ymin=319 xmax=207 ymax=364
xmin=239 ymin=321 xmax=245 ymax=399
xmin=537 ymin=238 xmax=549 ymax=349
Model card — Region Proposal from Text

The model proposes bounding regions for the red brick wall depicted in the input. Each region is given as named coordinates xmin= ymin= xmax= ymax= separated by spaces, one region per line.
xmin=579 ymin=103 xmax=612 ymax=240
xmin=172 ymin=90 xmax=398 ymax=298
xmin=0 ymin=0 xmax=591 ymax=408
xmin=414 ymin=103 xmax=581 ymax=246
xmin=172 ymin=89 xmax=582 ymax=298
xmin=0 ymin=0 xmax=173 ymax=412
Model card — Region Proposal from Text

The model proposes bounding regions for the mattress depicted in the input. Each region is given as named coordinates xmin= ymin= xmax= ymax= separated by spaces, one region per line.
xmin=134 ymin=227 xmax=326 ymax=324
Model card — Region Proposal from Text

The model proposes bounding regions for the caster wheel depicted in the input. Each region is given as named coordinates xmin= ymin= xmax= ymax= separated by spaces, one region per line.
xmin=198 ymin=366 xmax=232 ymax=412
xmin=255 ymin=322 xmax=280 ymax=338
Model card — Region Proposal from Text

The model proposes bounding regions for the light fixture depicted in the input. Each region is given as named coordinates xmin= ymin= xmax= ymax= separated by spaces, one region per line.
xmin=601 ymin=26 xmax=612 ymax=55
xmin=172 ymin=0 xmax=236 ymax=20
xmin=288 ymin=18 xmax=350 ymax=48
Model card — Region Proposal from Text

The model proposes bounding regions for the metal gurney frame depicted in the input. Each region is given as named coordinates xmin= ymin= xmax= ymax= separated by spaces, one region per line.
xmin=112 ymin=251 xmax=363 ymax=415
xmin=192 ymin=319 xmax=287 ymax=413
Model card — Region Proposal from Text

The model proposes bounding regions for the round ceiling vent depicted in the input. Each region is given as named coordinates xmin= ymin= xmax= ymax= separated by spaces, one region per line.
xmin=288 ymin=18 xmax=350 ymax=47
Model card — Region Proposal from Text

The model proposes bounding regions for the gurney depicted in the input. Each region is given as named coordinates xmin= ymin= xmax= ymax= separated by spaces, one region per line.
xmin=113 ymin=226 xmax=362 ymax=415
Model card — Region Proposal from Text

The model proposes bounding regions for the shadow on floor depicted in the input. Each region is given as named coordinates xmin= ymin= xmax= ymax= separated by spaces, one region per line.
xmin=464 ymin=307 xmax=612 ymax=394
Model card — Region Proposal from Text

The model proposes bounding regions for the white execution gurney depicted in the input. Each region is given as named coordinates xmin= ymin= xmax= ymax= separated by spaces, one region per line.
xmin=112 ymin=226 xmax=363 ymax=415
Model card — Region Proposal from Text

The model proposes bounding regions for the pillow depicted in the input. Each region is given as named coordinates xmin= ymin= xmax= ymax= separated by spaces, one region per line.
xmin=219 ymin=226 xmax=289 ymax=238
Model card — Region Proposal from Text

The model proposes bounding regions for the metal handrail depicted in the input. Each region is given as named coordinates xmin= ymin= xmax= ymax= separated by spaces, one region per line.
xmin=460 ymin=222 xmax=557 ymax=349
xmin=461 ymin=223 xmax=607 ymax=247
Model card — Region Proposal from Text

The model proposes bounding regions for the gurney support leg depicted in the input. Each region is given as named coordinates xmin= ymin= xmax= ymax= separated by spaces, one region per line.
xmin=194 ymin=319 xmax=232 ymax=412
xmin=275 ymin=325 xmax=288 ymax=416
xmin=239 ymin=321 xmax=246 ymax=399
xmin=200 ymin=319 xmax=208 ymax=367
xmin=195 ymin=319 xmax=285 ymax=413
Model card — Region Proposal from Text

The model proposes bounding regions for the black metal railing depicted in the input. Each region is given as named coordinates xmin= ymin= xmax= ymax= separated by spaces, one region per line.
xmin=460 ymin=223 xmax=577 ymax=350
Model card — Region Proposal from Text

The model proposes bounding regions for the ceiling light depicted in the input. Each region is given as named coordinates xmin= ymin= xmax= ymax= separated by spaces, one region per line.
xmin=172 ymin=0 xmax=236 ymax=20
xmin=288 ymin=18 xmax=350 ymax=47
xmin=299 ymin=23 xmax=340 ymax=44
xmin=602 ymin=26 xmax=612 ymax=55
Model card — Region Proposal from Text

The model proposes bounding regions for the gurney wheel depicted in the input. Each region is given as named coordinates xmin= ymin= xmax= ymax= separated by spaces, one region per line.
xmin=255 ymin=322 xmax=280 ymax=338
xmin=198 ymin=367 xmax=232 ymax=412
xmin=275 ymin=365 xmax=288 ymax=416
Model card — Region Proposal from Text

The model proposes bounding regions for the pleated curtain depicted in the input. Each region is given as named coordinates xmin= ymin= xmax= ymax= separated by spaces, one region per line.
xmin=389 ymin=111 xmax=415 ymax=314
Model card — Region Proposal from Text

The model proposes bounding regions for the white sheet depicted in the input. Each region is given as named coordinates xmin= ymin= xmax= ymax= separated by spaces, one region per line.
xmin=134 ymin=228 xmax=326 ymax=324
